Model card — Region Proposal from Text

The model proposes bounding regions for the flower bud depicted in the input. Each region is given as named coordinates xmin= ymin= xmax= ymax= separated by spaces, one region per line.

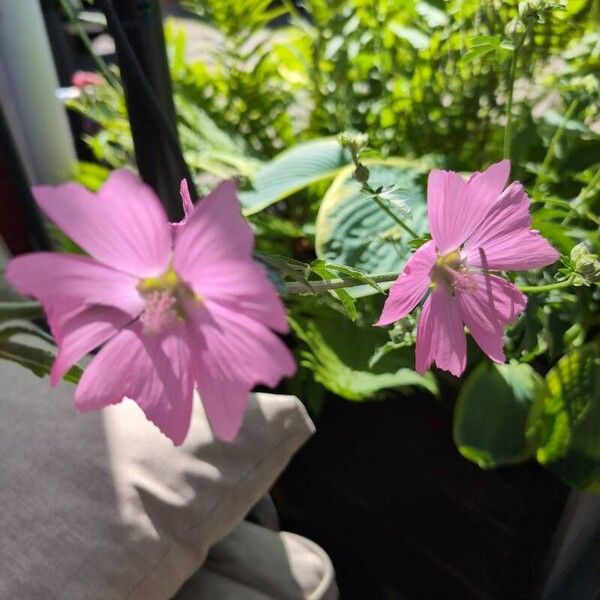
xmin=353 ymin=163 xmax=370 ymax=184
xmin=505 ymin=18 xmax=526 ymax=39
xmin=571 ymin=242 xmax=600 ymax=284
xmin=338 ymin=131 xmax=369 ymax=156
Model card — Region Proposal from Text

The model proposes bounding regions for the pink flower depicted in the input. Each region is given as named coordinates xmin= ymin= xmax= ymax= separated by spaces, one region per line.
xmin=71 ymin=70 xmax=104 ymax=89
xmin=6 ymin=170 xmax=296 ymax=444
xmin=376 ymin=160 xmax=559 ymax=376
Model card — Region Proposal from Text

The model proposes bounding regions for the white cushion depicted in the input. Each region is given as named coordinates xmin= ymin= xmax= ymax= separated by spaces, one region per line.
xmin=175 ymin=520 xmax=338 ymax=599
xmin=0 ymin=359 xmax=314 ymax=599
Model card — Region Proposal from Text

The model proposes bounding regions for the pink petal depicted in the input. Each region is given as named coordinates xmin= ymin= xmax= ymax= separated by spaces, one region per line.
xmin=75 ymin=322 xmax=194 ymax=445
xmin=427 ymin=161 xmax=510 ymax=254
xmin=415 ymin=286 xmax=466 ymax=376
xmin=456 ymin=274 xmax=526 ymax=363
xmin=467 ymin=159 xmax=510 ymax=212
xmin=174 ymin=181 xmax=253 ymax=280
xmin=169 ymin=179 xmax=196 ymax=244
xmin=464 ymin=183 xmax=559 ymax=271
xmin=191 ymin=261 xmax=289 ymax=333
xmin=376 ymin=240 xmax=436 ymax=326
xmin=52 ymin=306 xmax=131 ymax=385
xmin=186 ymin=301 xmax=296 ymax=441
xmin=34 ymin=170 xmax=171 ymax=277
xmin=5 ymin=252 xmax=143 ymax=383
xmin=174 ymin=180 xmax=287 ymax=332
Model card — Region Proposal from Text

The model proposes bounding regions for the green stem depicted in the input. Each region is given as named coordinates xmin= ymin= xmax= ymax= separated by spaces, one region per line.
xmin=363 ymin=183 xmax=419 ymax=239
xmin=286 ymin=272 xmax=577 ymax=295
xmin=57 ymin=0 xmax=119 ymax=88
xmin=518 ymin=275 xmax=576 ymax=294
xmin=536 ymin=98 xmax=579 ymax=187
xmin=286 ymin=272 xmax=400 ymax=294
xmin=503 ymin=22 xmax=532 ymax=160
xmin=562 ymin=167 xmax=600 ymax=226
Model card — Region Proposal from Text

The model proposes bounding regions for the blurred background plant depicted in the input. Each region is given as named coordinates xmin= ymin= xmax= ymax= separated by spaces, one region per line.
xmin=3 ymin=0 xmax=599 ymax=492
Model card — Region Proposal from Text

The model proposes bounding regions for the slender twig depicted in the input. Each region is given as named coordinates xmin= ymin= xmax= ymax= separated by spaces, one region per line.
xmin=562 ymin=167 xmax=600 ymax=226
xmin=536 ymin=98 xmax=579 ymax=187
xmin=366 ymin=184 xmax=420 ymax=239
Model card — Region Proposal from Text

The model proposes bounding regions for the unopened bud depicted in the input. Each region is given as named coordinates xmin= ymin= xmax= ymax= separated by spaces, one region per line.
xmin=571 ymin=242 xmax=600 ymax=283
xmin=353 ymin=163 xmax=370 ymax=184
xmin=505 ymin=18 xmax=526 ymax=38
xmin=338 ymin=131 xmax=369 ymax=156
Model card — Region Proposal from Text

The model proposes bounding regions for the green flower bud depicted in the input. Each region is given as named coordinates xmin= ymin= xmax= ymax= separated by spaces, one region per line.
xmin=570 ymin=242 xmax=600 ymax=284
xmin=353 ymin=163 xmax=370 ymax=184
xmin=338 ymin=131 xmax=369 ymax=156
xmin=505 ymin=17 xmax=526 ymax=38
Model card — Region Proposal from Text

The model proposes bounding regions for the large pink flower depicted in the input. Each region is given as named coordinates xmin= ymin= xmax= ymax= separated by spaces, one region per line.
xmin=376 ymin=160 xmax=559 ymax=376
xmin=6 ymin=170 xmax=296 ymax=444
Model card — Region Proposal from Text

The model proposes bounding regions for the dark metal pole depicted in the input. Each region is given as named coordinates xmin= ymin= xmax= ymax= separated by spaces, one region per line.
xmin=0 ymin=103 xmax=53 ymax=254
xmin=100 ymin=0 xmax=191 ymax=221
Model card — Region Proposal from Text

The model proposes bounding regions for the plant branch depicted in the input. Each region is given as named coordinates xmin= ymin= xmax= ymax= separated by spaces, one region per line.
xmin=286 ymin=272 xmax=400 ymax=294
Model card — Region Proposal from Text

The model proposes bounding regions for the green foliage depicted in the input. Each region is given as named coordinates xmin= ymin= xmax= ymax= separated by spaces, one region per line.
xmin=0 ymin=322 xmax=83 ymax=384
xmin=453 ymin=361 xmax=544 ymax=468
xmin=239 ymin=138 xmax=351 ymax=214
xmin=315 ymin=159 xmax=429 ymax=295
xmin=57 ymin=0 xmax=600 ymax=491
xmin=529 ymin=341 xmax=600 ymax=491
xmin=289 ymin=296 xmax=438 ymax=401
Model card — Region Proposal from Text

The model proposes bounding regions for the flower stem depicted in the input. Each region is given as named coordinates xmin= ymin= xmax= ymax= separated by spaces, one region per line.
xmin=286 ymin=272 xmax=400 ymax=294
xmin=503 ymin=22 xmax=532 ymax=160
xmin=562 ymin=167 xmax=600 ymax=226
xmin=536 ymin=98 xmax=579 ymax=187
xmin=518 ymin=275 xmax=576 ymax=294
xmin=286 ymin=271 xmax=577 ymax=296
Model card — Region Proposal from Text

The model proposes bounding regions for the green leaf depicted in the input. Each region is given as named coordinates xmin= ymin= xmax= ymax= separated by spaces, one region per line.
xmin=0 ymin=301 xmax=44 ymax=322
xmin=0 ymin=322 xmax=82 ymax=384
xmin=239 ymin=138 xmax=351 ymax=215
xmin=315 ymin=159 xmax=429 ymax=296
xmin=529 ymin=341 xmax=600 ymax=491
xmin=453 ymin=361 xmax=544 ymax=469
xmin=290 ymin=298 xmax=438 ymax=401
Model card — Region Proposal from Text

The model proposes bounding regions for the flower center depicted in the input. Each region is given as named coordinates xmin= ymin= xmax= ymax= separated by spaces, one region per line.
xmin=431 ymin=249 xmax=464 ymax=293
xmin=137 ymin=267 xmax=199 ymax=335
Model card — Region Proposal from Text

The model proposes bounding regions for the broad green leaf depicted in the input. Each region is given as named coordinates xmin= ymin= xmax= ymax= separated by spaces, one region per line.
xmin=290 ymin=298 xmax=438 ymax=401
xmin=239 ymin=138 xmax=351 ymax=215
xmin=529 ymin=341 xmax=600 ymax=491
xmin=315 ymin=159 xmax=429 ymax=296
xmin=453 ymin=361 xmax=544 ymax=469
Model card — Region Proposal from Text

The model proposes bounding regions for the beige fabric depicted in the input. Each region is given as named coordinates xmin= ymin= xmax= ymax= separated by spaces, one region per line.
xmin=175 ymin=520 xmax=338 ymax=600
xmin=0 ymin=359 xmax=314 ymax=600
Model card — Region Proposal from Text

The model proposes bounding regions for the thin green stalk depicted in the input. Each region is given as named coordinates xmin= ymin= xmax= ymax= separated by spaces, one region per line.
xmin=503 ymin=21 xmax=533 ymax=160
xmin=562 ymin=167 xmax=600 ymax=226
xmin=286 ymin=272 xmax=576 ymax=295
xmin=286 ymin=272 xmax=400 ymax=294
xmin=536 ymin=98 xmax=579 ymax=186
xmin=370 ymin=189 xmax=420 ymax=239
xmin=518 ymin=275 xmax=576 ymax=294
xmin=57 ymin=0 xmax=119 ymax=88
